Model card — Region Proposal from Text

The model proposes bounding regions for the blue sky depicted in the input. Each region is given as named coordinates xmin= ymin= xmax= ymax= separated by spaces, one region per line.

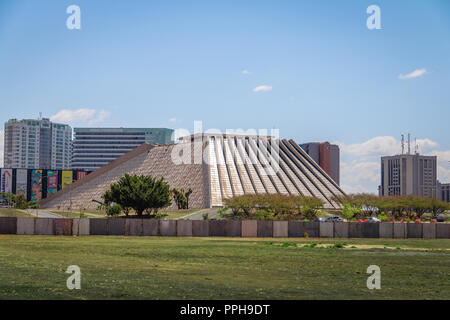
xmin=1 ymin=0 xmax=449 ymax=193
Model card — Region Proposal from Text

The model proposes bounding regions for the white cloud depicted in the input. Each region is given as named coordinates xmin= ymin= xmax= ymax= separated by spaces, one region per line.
xmin=337 ymin=135 xmax=449 ymax=194
xmin=398 ymin=68 xmax=428 ymax=80
xmin=241 ymin=69 xmax=250 ymax=75
xmin=336 ymin=136 xmax=438 ymax=159
xmin=253 ymin=85 xmax=272 ymax=92
xmin=50 ymin=108 xmax=111 ymax=125
xmin=169 ymin=117 xmax=177 ymax=123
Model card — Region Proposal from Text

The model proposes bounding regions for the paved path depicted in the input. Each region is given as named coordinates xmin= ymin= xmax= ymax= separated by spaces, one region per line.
xmin=26 ymin=209 xmax=62 ymax=219
xmin=179 ymin=208 xmax=220 ymax=220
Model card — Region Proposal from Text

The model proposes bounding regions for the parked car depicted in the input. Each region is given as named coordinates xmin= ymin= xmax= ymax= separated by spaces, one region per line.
xmin=314 ymin=217 xmax=326 ymax=222
xmin=326 ymin=216 xmax=343 ymax=222
xmin=432 ymin=216 xmax=444 ymax=222
xmin=367 ymin=217 xmax=381 ymax=223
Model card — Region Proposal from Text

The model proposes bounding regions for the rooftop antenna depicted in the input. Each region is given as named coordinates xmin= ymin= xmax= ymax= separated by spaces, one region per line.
xmin=415 ymin=138 xmax=419 ymax=154
xmin=401 ymin=134 xmax=405 ymax=154
xmin=407 ymin=133 xmax=411 ymax=155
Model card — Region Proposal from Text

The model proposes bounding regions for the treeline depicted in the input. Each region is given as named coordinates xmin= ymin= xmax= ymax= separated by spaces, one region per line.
xmin=223 ymin=194 xmax=324 ymax=220
xmin=332 ymin=194 xmax=450 ymax=221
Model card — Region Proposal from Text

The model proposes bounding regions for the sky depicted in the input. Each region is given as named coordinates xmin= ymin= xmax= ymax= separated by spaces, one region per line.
xmin=0 ymin=0 xmax=449 ymax=193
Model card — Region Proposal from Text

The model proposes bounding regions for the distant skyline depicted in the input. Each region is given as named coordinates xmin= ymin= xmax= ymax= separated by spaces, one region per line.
xmin=1 ymin=0 xmax=449 ymax=193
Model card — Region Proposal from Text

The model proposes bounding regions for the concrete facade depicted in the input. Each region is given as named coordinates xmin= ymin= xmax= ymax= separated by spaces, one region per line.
xmin=242 ymin=220 xmax=257 ymax=237
xmin=17 ymin=218 xmax=35 ymax=235
xmin=380 ymin=153 xmax=437 ymax=198
xmin=41 ymin=135 xmax=347 ymax=211
xmin=3 ymin=218 xmax=449 ymax=239
xmin=4 ymin=118 xmax=72 ymax=170
xmin=273 ymin=221 xmax=288 ymax=238
xmin=72 ymin=127 xmax=174 ymax=171
xmin=319 ymin=222 xmax=334 ymax=238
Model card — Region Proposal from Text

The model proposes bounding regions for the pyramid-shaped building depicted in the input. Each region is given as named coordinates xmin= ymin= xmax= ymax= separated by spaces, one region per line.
xmin=41 ymin=134 xmax=346 ymax=210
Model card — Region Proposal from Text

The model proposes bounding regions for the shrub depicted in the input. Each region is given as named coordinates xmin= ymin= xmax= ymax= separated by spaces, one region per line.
xmin=102 ymin=174 xmax=171 ymax=216
xmin=106 ymin=204 xmax=122 ymax=217
xmin=171 ymin=188 xmax=193 ymax=210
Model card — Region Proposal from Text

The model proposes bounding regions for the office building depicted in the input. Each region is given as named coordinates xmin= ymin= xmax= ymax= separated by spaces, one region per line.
xmin=438 ymin=182 xmax=450 ymax=203
xmin=3 ymin=118 xmax=72 ymax=170
xmin=72 ymin=127 xmax=174 ymax=171
xmin=300 ymin=142 xmax=340 ymax=185
xmin=380 ymin=153 xmax=437 ymax=198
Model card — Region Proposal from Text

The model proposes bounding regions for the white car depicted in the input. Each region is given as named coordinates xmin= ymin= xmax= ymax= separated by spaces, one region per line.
xmin=367 ymin=217 xmax=381 ymax=223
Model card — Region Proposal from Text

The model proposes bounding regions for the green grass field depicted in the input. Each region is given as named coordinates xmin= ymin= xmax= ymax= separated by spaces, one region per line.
xmin=0 ymin=236 xmax=449 ymax=300
xmin=0 ymin=208 xmax=34 ymax=218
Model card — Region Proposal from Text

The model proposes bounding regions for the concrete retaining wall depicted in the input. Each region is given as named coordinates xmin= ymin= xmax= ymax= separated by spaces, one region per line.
xmin=192 ymin=220 xmax=209 ymax=237
xmin=225 ymin=221 xmax=242 ymax=237
xmin=35 ymin=218 xmax=54 ymax=235
xmin=320 ymin=222 xmax=334 ymax=238
xmin=142 ymin=220 xmax=159 ymax=236
xmin=257 ymin=221 xmax=273 ymax=237
xmin=379 ymin=223 xmax=393 ymax=238
xmin=436 ymin=224 xmax=450 ymax=239
xmin=54 ymin=219 xmax=73 ymax=236
xmin=177 ymin=220 xmax=193 ymax=237
xmin=17 ymin=218 xmax=35 ymax=235
xmin=160 ymin=220 xmax=177 ymax=236
xmin=242 ymin=220 xmax=257 ymax=237
xmin=407 ymin=223 xmax=423 ymax=238
xmin=90 ymin=219 xmax=108 ymax=235
xmin=125 ymin=219 xmax=144 ymax=236
xmin=334 ymin=222 xmax=348 ymax=238
xmin=273 ymin=221 xmax=288 ymax=238
xmin=0 ymin=217 xmax=17 ymax=234
xmin=303 ymin=222 xmax=319 ymax=237
xmin=72 ymin=218 xmax=90 ymax=236
xmin=1 ymin=217 xmax=449 ymax=239
xmin=288 ymin=221 xmax=304 ymax=237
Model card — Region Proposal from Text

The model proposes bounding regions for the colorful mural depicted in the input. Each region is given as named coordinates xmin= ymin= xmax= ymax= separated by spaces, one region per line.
xmin=61 ymin=171 xmax=73 ymax=189
xmin=1 ymin=169 xmax=13 ymax=193
xmin=31 ymin=170 xmax=43 ymax=202
xmin=16 ymin=169 xmax=28 ymax=196
xmin=47 ymin=170 xmax=58 ymax=195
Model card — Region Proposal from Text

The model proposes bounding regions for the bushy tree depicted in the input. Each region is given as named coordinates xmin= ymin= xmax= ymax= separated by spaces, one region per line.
xmin=102 ymin=174 xmax=171 ymax=216
xmin=171 ymin=188 xmax=193 ymax=209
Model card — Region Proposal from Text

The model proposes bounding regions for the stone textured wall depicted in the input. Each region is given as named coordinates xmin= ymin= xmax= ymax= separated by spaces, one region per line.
xmin=42 ymin=143 xmax=209 ymax=210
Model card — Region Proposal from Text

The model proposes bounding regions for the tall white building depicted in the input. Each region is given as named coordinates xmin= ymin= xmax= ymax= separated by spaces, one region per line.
xmin=3 ymin=118 xmax=72 ymax=170
xmin=380 ymin=153 xmax=437 ymax=198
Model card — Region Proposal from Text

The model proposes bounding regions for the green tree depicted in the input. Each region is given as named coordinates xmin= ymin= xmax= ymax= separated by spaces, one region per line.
xmin=102 ymin=174 xmax=171 ymax=216
xmin=171 ymin=188 xmax=193 ymax=209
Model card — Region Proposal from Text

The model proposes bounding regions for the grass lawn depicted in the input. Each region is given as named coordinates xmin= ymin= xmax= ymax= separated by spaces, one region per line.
xmin=0 ymin=208 xmax=34 ymax=218
xmin=0 ymin=236 xmax=449 ymax=300
xmin=47 ymin=209 xmax=201 ymax=220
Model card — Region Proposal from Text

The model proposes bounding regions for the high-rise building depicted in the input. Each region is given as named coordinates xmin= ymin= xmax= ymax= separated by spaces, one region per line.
xmin=300 ymin=142 xmax=340 ymax=185
xmin=71 ymin=127 xmax=174 ymax=171
xmin=380 ymin=153 xmax=437 ymax=198
xmin=438 ymin=181 xmax=450 ymax=203
xmin=3 ymin=118 xmax=72 ymax=170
